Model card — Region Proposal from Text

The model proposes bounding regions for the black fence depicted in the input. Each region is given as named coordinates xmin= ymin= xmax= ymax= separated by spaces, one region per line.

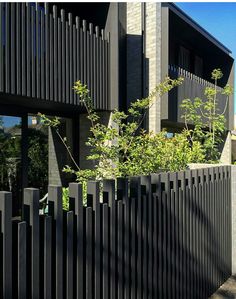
xmin=0 ymin=3 xmax=109 ymax=110
xmin=0 ymin=166 xmax=232 ymax=299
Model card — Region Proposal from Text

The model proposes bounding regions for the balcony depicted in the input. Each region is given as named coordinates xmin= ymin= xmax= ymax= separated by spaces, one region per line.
xmin=0 ymin=3 xmax=110 ymax=112
xmin=168 ymin=65 xmax=228 ymax=124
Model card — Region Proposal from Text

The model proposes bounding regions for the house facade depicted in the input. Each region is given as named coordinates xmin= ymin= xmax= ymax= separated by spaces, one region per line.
xmin=0 ymin=2 xmax=234 ymax=214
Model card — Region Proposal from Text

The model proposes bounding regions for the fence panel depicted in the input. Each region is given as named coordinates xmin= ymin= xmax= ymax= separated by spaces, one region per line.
xmin=0 ymin=3 xmax=110 ymax=110
xmin=0 ymin=166 xmax=232 ymax=299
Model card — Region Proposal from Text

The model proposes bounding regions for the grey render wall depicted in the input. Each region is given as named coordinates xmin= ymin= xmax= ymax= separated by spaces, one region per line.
xmin=126 ymin=2 xmax=162 ymax=133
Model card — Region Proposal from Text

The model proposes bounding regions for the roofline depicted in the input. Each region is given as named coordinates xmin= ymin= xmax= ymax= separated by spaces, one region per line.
xmin=164 ymin=2 xmax=232 ymax=55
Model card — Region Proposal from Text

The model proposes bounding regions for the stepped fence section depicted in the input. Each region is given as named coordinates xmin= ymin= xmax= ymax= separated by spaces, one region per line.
xmin=0 ymin=2 xmax=109 ymax=109
xmin=0 ymin=166 xmax=232 ymax=299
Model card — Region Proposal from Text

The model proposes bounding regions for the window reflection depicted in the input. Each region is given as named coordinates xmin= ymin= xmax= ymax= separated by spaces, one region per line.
xmin=0 ymin=115 xmax=22 ymax=215
xmin=28 ymin=115 xmax=48 ymax=196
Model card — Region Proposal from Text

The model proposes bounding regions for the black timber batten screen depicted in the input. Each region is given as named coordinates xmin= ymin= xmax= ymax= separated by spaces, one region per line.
xmin=0 ymin=3 xmax=110 ymax=110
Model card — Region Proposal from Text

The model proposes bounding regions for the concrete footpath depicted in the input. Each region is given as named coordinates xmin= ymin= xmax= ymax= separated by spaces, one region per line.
xmin=209 ymin=276 xmax=236 ymax=299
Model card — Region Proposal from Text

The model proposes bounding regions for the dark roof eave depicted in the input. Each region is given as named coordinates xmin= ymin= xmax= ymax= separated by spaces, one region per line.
xmin=164 ymin=2 xmax=232 ymax=56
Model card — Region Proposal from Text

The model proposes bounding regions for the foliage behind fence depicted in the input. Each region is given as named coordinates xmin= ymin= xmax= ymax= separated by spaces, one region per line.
xmin=0 ymin=166 xmax=232 ymax=299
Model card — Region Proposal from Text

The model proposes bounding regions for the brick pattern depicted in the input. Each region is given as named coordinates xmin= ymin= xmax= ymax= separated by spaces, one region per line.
xmin=126 ymin=3 xmax=162 ymax=133
xmin=145 ymin=3 xmax=162 ymax=133
xmin=126 ymin=3 xmax=142 ymax=106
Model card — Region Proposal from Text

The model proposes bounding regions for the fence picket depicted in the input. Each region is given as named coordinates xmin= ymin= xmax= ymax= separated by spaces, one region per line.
xmin=44 ymin=216 xmax=52 ymax=299
xmin=0 ymin=192 xmax=12 ymax=299
xmin=66 ymin=211 xmax=74 ymax=299
xmin=48 ymin=186 xmax=63 ymax=299
xmin=69 ymin=183 xmax=84 ymax=299
xmin=18 ymin=221 xmax=27 ymax=299
xmin=23 ymin=188 xmax=40 ymax=299
xmin=87 ymin=181 xmax=101 ymax=299
xmin=85 ymin=206 xmax=93 ymax=299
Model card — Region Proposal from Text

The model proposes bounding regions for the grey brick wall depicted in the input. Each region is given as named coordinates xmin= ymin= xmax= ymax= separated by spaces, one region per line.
xmin=126 ymin=3 xmax=142 ymax=106
xmin=126 ymin=3 xmax=162 ymax=133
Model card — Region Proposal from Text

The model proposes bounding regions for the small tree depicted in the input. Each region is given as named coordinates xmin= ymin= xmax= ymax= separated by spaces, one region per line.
xmin=40 ymin=76 xmax=184 ymax=185
xmin=180 ymin=69 xmax=233 ymax=162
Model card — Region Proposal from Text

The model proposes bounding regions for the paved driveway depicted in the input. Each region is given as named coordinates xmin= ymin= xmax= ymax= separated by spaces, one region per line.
xmin=210 ymin=276 xmax=236 ymax=299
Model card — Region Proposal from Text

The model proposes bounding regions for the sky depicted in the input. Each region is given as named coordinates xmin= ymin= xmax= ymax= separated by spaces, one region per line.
xmin=176 ymin=2 xmax=236 ymax=113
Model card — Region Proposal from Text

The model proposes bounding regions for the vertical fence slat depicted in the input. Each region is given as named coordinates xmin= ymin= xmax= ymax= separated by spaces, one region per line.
xmin=95 ymin=27 xmax=100 ymax=109
xmin=117 ymin=199 xmax=124 ymax=299
xmin=16 ymin=3 xmax=21 ymax=95
xmin=141 ymin=176 xmax=152 ymax=298
xmin=31 ymin=5 xmax=35 ymax=98
xmin=67 ymin=211 xmax=74 ymax=299
xmin=86 ymin=29 xmax=90 ymax=98
xmin=93 ymin=31 xmax=97 ymax=108
xmin=86 ymin=206 xmax=93 ymax=299
xmin=102 ymin=203 xmax=109 ymax=299
xmin=130 ymin=196 xmax=137 ymax=299
xmin=10 ymin=3 xmax=15 ymax=94
xmin=0 ymin=3 xmax=3 ymax=92
xmin=87 ymin=181 xmax=101 ymax=299
xmin=69 ymin=13 xmax=73 ymax=104
xmin=57 ymin=17 xmax=62 ymax=103
xmin=36 ymin=4 xmax=40 ymax=98
xmin=18 ymin=221 xmax=27 ymax=299
xmin=142 ymin=192 xmax=148 ymax=299
xmin=73 ymin=24 xmax=76 ymax=104
xmin=65 ymin=20 xmax=69 ymax=103
xmin=23 ymin=188 xmax=40 ymax=299
xmin=79 ymin=26 xmax=84 ymax=85
xmin=21 ymin=3 xmax=26 ymax=95
xmin=5 ymin=3 xmax=10 ymax=93
xmin=103 ymin=179 xmax=116 ymax=299
xmin=89 ymin=24 xmax=93 ymax=105
xmin=48 ymin=186 xmax=63 ymax=299
xmin=49 ymin=13 xmax=54 ymax=101
xmin=40 ymin=9 xmax=45 ymax=99
xmin=124 ymin=190 xmax=131 ymax=299
xmin=53 ymin=6 xmax=58 ymax=102
xmin=44 ymin=216 xmax=52 ymax=299
xmin=0 ymin=192 xmax=12 ymax=299
xmin=45 ymin=3 xmax=49 ymax=100
xmin=130 ymin=177 xmax=141 ymax=298
xmin=151 ymin=173 xmax=161 ymax=299
xmin=137 ymin=181 xmax=143 ymax=299
xmin=69 ymin=183 xmax=84 ymax=299
xmin=61 ymin=9 xmax=66 ymax=103
xmin=101 ymin=30 xmax=105 ymax=109
xmin=83 ymin=20 xmax=87 ymax=86
xmin=117 ymin=178 xmax=128 ymax=299
xmin=26 ymin=3 xmax=31 ymax=96
xmin=75 ymin=17 xmax=80 ymax=105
